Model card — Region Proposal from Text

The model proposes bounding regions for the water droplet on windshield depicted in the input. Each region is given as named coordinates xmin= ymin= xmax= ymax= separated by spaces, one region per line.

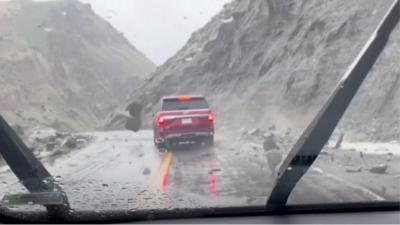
xmin=288 ymin=166 xmax=293 ymax=171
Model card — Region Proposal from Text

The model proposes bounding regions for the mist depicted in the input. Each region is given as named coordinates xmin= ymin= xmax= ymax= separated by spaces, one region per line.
xmin=80 ymin=0 xmax=231 ymax=65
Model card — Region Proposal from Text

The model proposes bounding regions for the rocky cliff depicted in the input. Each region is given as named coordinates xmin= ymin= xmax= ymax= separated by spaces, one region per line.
xmin=117 ymin=0 xmax=399 ymax=141
xmin=0 ymin=0 xmax=155 ymax=131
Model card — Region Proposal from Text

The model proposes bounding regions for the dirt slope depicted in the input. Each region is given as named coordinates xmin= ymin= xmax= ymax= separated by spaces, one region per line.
xmin=0 ymin=0 xmax=155 ymax=131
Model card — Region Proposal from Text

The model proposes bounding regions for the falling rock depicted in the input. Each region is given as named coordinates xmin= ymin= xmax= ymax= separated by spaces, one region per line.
xmin=143 ymin=168 xmax=151 ymax=175
xmin=369 ymin=164 xmax=388 ymax=174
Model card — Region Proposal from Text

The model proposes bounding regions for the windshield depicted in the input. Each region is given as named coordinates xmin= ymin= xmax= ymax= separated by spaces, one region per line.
xmin=162 ymin=98 xmax=209 ymax=111
xmin=0 ymin=0 xmax=399 ymax=222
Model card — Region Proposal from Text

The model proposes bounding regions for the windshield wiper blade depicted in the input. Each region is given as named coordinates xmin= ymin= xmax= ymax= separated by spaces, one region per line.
xmin=0 ymin=115 xmax=71 ymax=220
xmin=267 ymin=0 xmax=400 ymax=209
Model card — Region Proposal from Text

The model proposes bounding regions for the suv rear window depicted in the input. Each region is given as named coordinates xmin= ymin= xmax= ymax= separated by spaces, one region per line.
xmin=162 ymin=98 xmax=209 ymax=111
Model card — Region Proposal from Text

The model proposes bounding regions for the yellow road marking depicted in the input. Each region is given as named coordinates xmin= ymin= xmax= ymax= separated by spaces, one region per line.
xmin=132 ymin=151 xmax=174 ymax=209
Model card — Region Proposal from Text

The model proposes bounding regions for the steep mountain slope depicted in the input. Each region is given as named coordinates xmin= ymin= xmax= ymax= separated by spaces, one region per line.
xmin=0 ymin=0 xmax=155 ymax=131
xmin=120 ymin=0 xmax=399 ymax=141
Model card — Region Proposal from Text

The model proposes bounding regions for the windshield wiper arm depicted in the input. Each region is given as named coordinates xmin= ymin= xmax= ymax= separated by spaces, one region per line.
xmin=267 ymin=0 xmax=400 ymax=209
xmin=0 ymin=115 xmax=71 ymax=220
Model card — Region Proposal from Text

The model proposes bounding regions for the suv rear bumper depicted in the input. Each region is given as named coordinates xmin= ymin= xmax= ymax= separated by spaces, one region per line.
xmin=166 ymin=131 xmax=213 ymax=139
xmin=157 ymin=131 xmax=214 ymax=143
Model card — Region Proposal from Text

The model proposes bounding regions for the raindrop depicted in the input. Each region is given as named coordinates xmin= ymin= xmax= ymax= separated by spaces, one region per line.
xmin=287 ymin=166 xmax=293 ymax=171
xmin=27 ymin=201 xmax=34 ymax=205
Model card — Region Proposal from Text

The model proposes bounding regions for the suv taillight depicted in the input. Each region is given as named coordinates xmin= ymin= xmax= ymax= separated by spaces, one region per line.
xmin=158 ymin=116 xmax=165 ymax=126
xmin=208 ymin=113 xmax=214 ymax=122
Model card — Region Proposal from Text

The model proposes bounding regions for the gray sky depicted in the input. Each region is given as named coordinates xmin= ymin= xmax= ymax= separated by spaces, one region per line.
xmin=80 ymin=0 xmax=231 ymax=65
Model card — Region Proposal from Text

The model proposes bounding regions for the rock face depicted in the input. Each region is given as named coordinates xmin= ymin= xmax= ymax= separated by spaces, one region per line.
xmin=111 ymin=0 xmax=399 ymax=141
xmin=0 ymin=0 xmax=155 ymax=131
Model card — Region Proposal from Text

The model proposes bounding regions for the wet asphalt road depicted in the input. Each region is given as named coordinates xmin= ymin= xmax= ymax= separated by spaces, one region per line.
xmin=0 ymin=130 xmax=385 ymax=212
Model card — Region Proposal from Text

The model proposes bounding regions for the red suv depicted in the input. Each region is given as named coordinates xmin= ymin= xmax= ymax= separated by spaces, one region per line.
xmin=153 ymin=95 xmax=214 ymax=149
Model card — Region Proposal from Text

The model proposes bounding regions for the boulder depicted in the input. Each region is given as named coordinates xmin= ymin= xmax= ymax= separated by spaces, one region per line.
xmin=369 ymin=164 xmax=388 ymax=174
xmin=125 ymin=116 xmax=141 ymax=132
xmin=126 ymin=102 xmax=143 ymax=118
xmin=143 ymin=168 xmax=151 ymax=175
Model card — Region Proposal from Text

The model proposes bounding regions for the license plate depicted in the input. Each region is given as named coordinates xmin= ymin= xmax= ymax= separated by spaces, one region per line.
xmin=182 ymin=118 xmax=192 ymax=124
